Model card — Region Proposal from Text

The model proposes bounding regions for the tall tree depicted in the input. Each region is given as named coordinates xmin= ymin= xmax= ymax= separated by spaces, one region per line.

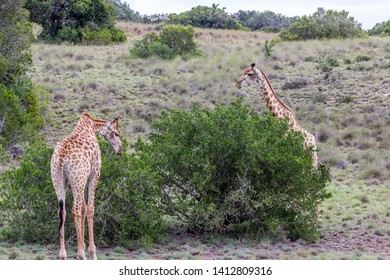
xmin=24 ymin=0 xmax=124 ymax=43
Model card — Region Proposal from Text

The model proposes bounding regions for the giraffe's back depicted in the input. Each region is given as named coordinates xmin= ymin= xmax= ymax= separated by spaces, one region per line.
xmin=51 ymin=132 xmax=101 ymax=188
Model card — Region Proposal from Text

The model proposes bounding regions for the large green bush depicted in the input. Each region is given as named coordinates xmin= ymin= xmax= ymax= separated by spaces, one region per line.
xmin=133 ymin=100 xmax=331 ymax=241
xmin=0 ymin=138 xmax=163 ymax=246
xmin=280 ymin=7 xmax=365 ymax=40
xmin=130 ymin=25 xmax=200 ymax=60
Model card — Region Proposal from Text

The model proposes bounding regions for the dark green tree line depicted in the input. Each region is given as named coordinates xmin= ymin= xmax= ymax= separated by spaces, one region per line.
xmin=233 ymin=10 xmax=297 ymax=32
xmin=168 ymin=4 xmax=246 ymax=30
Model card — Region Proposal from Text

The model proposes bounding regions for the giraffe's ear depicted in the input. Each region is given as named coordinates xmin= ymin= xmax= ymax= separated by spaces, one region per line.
xmin=112 ymin=117 xmax=119 ymax=130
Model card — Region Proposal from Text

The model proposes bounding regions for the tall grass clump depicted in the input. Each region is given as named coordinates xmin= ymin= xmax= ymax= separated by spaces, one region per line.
xmin=133 ymin=99 xmax=331 ymax=241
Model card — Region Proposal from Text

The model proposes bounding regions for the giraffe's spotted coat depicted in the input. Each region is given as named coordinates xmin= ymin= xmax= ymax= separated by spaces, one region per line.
xmin=51 ymin=112 xmax=122 ymax=260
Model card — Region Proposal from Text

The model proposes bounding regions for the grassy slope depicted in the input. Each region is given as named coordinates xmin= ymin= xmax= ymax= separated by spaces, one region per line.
xmin=4 ymin=22 xmax=389 ymax=259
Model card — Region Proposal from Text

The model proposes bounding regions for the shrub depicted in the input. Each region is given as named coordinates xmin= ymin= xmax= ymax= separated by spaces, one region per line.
xmin=0 ymin=82 xmax=47 ymax=146
xmin=281 ymin=78 xmax=308 ymax=90
xmin=84 ymin=28 xmax=113 ymax=45
xmin=133 ymin=99 xmax=331 ymax=241
xmin=56 ymin=26 xmax=82 ymax=44
xmin=264 ymin=40 xmax=278 ymax=59
xmin=355 ymin=55 xmax=372 ymax=62
xmin=159 ymin=25 xmax=198 ymax=56
xmin=0 ymin=138 xmax=163 ymax=245
xmin=317 ymin=56 xmax=339 ymax=72
xmin=83 ymin=27 xmax=127 ymax=45
xmin=109 ymin=27 xmax=127 ymax=43
xmin=130 ymin=25 xmax=200 ymax=60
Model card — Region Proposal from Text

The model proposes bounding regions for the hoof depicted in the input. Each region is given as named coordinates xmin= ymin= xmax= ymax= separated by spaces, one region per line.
xmin=59 ymin=249 xmax=67 ymax=260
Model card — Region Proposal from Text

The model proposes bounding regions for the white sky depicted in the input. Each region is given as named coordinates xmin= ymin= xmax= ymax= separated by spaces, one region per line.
xmin=124 ymin=0 xmax=390 ymax=30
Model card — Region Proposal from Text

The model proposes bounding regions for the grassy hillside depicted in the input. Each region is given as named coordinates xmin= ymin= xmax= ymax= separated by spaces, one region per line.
xmin=13 ymin=21 xmax=390 ymax=259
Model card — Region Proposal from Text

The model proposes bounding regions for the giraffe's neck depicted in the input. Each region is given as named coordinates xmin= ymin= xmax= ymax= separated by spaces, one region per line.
xmin=255 ymin=68 xmax=295 ymax=119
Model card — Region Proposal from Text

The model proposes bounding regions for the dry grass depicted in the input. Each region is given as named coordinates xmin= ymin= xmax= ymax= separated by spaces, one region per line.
xmin=23 ymin=21 xmax=390 ymax=259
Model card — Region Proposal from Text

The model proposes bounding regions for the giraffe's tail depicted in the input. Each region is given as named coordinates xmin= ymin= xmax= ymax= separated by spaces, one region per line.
xmin=58 ymin=199 xmax=64 ymax=240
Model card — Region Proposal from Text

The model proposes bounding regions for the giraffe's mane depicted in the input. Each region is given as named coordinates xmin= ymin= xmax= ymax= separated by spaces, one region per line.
xmin=258 ymin=68 xmax=296 ymax=117
xmin=81 ymin=112 xmax=108 ymax=124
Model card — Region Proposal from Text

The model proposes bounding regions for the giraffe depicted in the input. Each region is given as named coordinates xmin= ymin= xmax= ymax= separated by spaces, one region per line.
xmin=50 ymin=112 xmax=122 ymax=260
xmin=236 ymin=63 xmax=321 ymax=168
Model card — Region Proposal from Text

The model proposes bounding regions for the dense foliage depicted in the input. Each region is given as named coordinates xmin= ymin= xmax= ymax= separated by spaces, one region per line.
xmin=134 ymin=100 xmax=331 ymax=240
xmin=280 ymin=8 xmax=365 ymax=40
xmin=0 ymin=138 xmax=163 ymax=245
xmin=0 ymin=0 xmax=33 ymax=86
xmin=0 ymin=0 xmax=48 ymax=151
xmin=233 ymin=10 xmax=297 ymax=32
xmin=24 ymin=0 xmax=126 ymax=44
xmin=368 ymin=21 xmax=388 ymax=36
xmin=130 ymin=25 xmax=200 ymax=60
xmin=384 ymin=21 xmax=390 ymax=36
xmin=168 ymin=4 xmax=246 ymax=30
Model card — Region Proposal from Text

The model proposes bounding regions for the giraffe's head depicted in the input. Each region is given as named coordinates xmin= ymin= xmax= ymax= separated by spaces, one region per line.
xmin=99 ymin=117 xmax=123 ymax=155
xmin=236 ymin=63 xmax=261 ymax=89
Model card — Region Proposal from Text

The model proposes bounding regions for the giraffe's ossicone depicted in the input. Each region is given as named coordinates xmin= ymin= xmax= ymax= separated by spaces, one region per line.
xmin=51 ymin=112 xmax=122 ymax=260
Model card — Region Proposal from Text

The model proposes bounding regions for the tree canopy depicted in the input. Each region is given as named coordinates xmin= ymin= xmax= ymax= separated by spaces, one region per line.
xmin=24 ymin=0 xmax=126 ymax=44
xmin=168 ymin=4 xmax=246 ymax=30
xmin=280 ymin=7 xmax=365 ymax=40
xmin=233 ymin=10 xmax=297 ymax=32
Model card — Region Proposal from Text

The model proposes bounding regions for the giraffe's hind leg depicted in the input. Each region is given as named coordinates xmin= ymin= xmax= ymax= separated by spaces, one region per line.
xmin=86 ymin=167 xmax=101 ymax=260
xmin=69 ymin=176 xmax=88 ymax=260
xmin=58 ymin=198 xmax=67 ymax=260
xmin=51 ymin=157 xmax=67 ymax=260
